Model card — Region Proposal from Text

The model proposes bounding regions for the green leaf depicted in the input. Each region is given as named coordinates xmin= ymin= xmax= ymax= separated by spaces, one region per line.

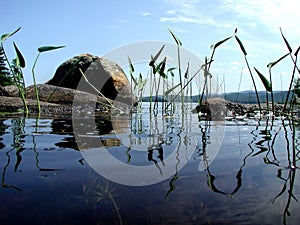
xmin=170 ymin=71 xmax=175 ymax=77
xmin=38 ymin=45 xmax=65 ymax=53
xmin=127 ymin=55 xmax=135 ymax=74
xmin=254 ymin=67 xmax=272 ymax=92
xmin=184 ymin=62 xmax=189 ymax=79
xmin=149 ymin=45 xmax=165 ymax=67
xmin=137 ymin=73 xmax=147 ymax=91
xmin=167 ymin=26 xmax=182 ymax=46
xmin=164 ymin=83 xmax=181 ymax=96
xmin=210 ymin=36 xmax=232 ymax=50
xmin=235 ymin=36 xmax=247 ymax=56
xmin=280 ymin=27 xmax=292 ymax=53
xmin=294 ymin=45 xmax=300 ymax=57
xmin=267 ymin=53 xmax=289 ymax=68
xmin=159 ymin=57 xmax=167 ymax=78
xmin=13 ymin=42 xmax=25 ymax=68
xmin=1 ymin=27 xmax=21 ymax=43
xmin=167 ymin=67 xmax=176 ymax=73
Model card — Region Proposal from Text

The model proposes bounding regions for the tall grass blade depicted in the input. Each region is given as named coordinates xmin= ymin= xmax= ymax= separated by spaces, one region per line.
xmin=158 ymin=57 xmax=167 ymax=78
xmin=254 ymin=67 xmax=272 ymax=92
xmin=166 ymin=26 xmax=182 ymax=46
xmin=13 ymin=42 xmax=25 ymax=68
xmin=295 ymin=46 xmax=300 ymax=57
xmin=235 ymin=36 xmax=247 ymax=56
xmin=127 ymin=55 xmax=135 ymax=73
xmin=164 ymin=83 xmax=181 ymax=96
xmin=167 ymin=67 xmax=176 ymax=73
xmin=184 ymin=62 xmax=189 ymax=79
xmin=79 ymin=68 xmax=123 ymax=114
xmin=280 ymin=28 xmax=292 ymax=53
xmin=38 ymin=45 xmax=65 ymax=53
xmin=127 ymin=56 xmax=137 ymax=86
xmin=1 ymin=27 xmax=21 ymax=43
xmin=267 ymin=53 xmax=289 ymax=68
xmin=210 ymin=36 xmax=232 ymax=50
xmin=137 ymin=73 xmax=147 ymax=91
xmin=149 ymin=45 xmax=165 ymax=67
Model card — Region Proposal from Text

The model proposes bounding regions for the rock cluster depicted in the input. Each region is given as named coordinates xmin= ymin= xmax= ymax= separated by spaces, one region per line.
xmin=0 ymin=54 xmax=135 ymax=117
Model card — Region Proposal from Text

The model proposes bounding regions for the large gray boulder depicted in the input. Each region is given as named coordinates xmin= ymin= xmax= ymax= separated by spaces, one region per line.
xmin=47 ymin=54 xmax=135 ymax=104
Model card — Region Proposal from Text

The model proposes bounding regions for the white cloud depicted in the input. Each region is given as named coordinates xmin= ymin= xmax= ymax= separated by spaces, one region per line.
xmin=139 ymin=11 xmax=152 ymax=16
xmin=161 ymin=0 xmax=300 ymax=38
xmin=119 ymin=19 xmax=129 ymax=23
xmin=224 ymin=0 xmax=300 ymax=34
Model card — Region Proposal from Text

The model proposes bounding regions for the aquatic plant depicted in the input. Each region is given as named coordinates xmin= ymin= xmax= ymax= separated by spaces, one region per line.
xmin=0 ymin=27 xmax=65 ymax=116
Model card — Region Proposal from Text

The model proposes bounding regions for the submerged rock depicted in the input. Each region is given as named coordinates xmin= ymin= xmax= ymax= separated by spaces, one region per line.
xmin=47 ymin=54 xmax=135 ymax=104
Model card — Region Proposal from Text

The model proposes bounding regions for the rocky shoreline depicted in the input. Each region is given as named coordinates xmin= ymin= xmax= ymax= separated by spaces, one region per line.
xmin=0 ymin=85 xmax=288 ymax=119
xmin=0 ymin=53 xmax=294 ymax=119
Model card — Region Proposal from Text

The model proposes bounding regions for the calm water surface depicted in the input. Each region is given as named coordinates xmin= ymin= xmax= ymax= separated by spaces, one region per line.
xmin=0 ymin=104 xmax=299 ymax=225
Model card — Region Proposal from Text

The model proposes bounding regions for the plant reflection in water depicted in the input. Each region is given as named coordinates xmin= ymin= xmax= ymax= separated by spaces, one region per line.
xmin=0 ymin=107 xmax=299 ymax=224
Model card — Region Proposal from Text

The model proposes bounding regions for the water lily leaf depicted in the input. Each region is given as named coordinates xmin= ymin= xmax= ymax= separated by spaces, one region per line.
xmin=235 ymin=36 xmax=247 ymax=56
xmin=167 ymin=26 xmax=182 ymax=46
xmin=267 ymin=53 xmax=289 ymax=68
xmin=13 ymin=42 xmax=25 ymax=68
xmin=210 ymin=36 xmax=232 ymax=50
xmin=280 ymin=27 xmax=292 ymax=53
xmin=254 ymin=67 xmax=272 ymax=92
xmin=38 ymin=45 xmax=65 ymax=53
xmin=1 ymin=27 xmax=21 ymax=43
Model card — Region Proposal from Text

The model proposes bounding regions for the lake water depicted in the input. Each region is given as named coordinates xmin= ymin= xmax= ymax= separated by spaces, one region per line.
xmin=0 ymin=103 xmax=299 ymax=225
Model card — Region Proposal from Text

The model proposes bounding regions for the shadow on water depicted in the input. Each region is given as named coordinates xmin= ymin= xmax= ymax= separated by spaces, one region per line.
xmin=0 ymin=106 xmax=299 ymax=224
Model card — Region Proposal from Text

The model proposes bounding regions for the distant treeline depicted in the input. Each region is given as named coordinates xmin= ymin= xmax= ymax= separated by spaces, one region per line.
xmin=142 ymin=90 xmax=294 ymax=104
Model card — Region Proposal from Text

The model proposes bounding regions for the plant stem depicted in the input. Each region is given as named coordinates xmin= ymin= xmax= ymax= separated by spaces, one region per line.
xmin=244 ymin=56 xmax=261 ymax=112
xmin=284 ymin=54 xmax=298 ymax=112
xmin=32 ymin=53 xmax=41 ymax=116
xmin=268 ymin=68 xmax=275 ymax=112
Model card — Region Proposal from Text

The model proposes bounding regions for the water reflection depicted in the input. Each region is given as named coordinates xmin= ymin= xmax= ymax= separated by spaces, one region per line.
xmin=0 ymin=109 xmax=299 ymax=224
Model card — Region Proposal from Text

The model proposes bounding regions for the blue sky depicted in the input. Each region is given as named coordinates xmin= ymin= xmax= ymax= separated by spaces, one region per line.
xmin=1 ymin=0 xmax=299 ymax=93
